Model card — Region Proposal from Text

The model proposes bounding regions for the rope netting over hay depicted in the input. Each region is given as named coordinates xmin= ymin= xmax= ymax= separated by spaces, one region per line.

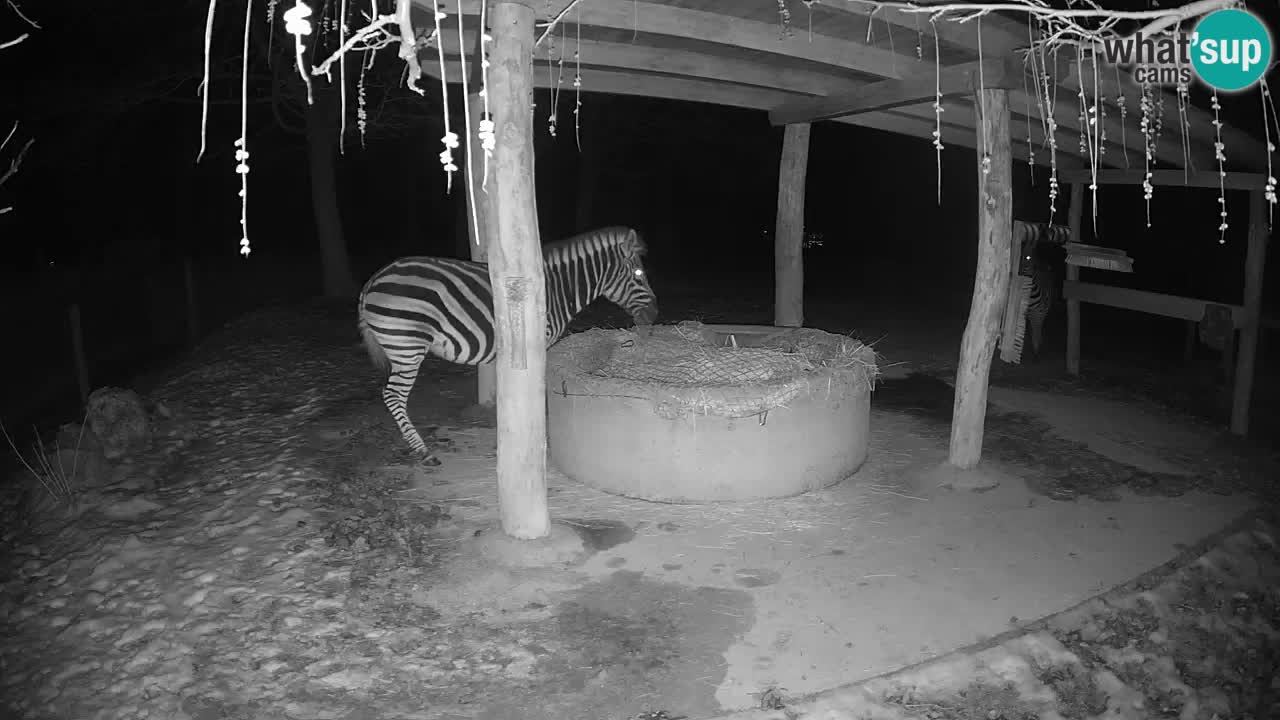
xmin=547 ymin=321 xmax=879 ymax=420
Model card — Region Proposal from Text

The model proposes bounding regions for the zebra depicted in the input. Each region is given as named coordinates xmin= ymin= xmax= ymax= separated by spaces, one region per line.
xmin=357 ymin=226 xmax=659 ymax=463
xmin=1016 ymin=222 xmax=1071 ymax=359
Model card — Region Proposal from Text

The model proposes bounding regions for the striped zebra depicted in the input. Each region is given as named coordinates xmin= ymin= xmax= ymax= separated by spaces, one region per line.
xmin=1016 ymin=222 xmax=1071 ymax=359
xmin=357 ymin=226 xmax=659 ymax=463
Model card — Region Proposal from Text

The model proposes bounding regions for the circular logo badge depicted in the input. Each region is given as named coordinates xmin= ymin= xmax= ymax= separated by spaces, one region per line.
xmin=1191 ymin=9 xmax=1273 ymax=92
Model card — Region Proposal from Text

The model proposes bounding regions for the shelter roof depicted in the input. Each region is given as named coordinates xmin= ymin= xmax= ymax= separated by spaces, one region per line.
xmin=417 ymin=0 xmax=1270 ymax=184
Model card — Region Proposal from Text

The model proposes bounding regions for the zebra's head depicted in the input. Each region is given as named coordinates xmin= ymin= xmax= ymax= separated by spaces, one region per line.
xmin=598 ymin=227 xmax=659 ymax=326
xmin=544 ymin=226 xmax=659 ymax=331
xmin=1015 ymin=221 xmax=1069 ymax=277
xmin=586 ymin=226 xmax=655 ymax=325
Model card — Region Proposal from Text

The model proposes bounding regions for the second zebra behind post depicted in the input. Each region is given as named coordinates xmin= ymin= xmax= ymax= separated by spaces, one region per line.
xmin=357 ymin=226 xmax=660 ymax=463
xmin=1016 ymin=221 xmax=1071 ymax=360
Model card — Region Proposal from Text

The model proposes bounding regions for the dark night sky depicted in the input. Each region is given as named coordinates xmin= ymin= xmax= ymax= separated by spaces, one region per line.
xmin=2 ymin=0 xmax=1278 ymax=308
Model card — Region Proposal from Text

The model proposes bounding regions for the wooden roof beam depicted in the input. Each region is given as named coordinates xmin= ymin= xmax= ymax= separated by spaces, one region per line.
xmin=439 ymin=24 xmax=1207 ymax=171
xmin=768 ymin=56 xmax=1022 ymax=125
xmin=437 ymin=28 xmax=858 ymax=97
xmin=438 ymin=24 xmax=1181 ymax=168
xmin=1059 ymin=168 xmax=1269 ymax=190
xmin=445 ymin=0 xmax=918 ymax=80
xmin=434 ymin=1 xmax=1264 ymax=171
xmin=837 ymin=108 xmax=1084 ymax=168
xmin=812 ymin=0 xmax=1026 ymax=57
xmin=421 ymin=55 xmax=1053 ymax=166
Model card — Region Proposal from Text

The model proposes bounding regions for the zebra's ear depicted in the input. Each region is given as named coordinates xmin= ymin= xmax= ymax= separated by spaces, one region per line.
xmin=626 ymin=228 xmax=648 ymax=258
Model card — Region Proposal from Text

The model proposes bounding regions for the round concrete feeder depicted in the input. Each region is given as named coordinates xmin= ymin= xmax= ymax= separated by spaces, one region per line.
xmin=546 ymin=323 xmax=876 ymax=503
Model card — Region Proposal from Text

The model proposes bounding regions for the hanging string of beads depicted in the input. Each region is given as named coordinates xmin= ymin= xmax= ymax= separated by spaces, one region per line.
xmin=1037 ymin=25 xmax=1060 ymax=217
xmin=574 ymin=7 xmax=583 ymax=151
xmin=1263 ymin=79 xmax=1278 ymax=224
xmin=1211 ymin=90 xmax=1228 ymax=244
xmin=235 ymin=0 xmax=256 ymax=257
xmin=337 ymin=0 xmax=349 ymax=155
xmin=1076 ymin=45 xmax=1088 ymax=158
xmin=284 ymin=0 xmax=315 ymax=105
xmin=1092 ymin=44 xmax=1106 ymax=161
xmin=976 ymin=18 xmax=991 ymax=179
xmin=1074 ymin=43 xmax=1100 ymax=222
xmin=1114 ymin=65 xmax=1128 ymax=165
xmin=1175 ymin=80 xmax=1191 ymax=175
xmin=1023 ymin=15 xmax=1037 ymax=178
xmin=548 ymin=22 xmax=567 ymax=138
xmin=1024 ymin=77 xmax=1035 ymax=178
xmin=1139 ymin=81 xmax=1156 ymax=227
xmin=429 ymin=0 xmax=458 ymax=190
xmin=930 ymin=18 xmax=944 ymax=205
xmin=477 ymin=2 xmax=495 ymax=189
xmin=456 ymin=0 xmax=480 ymax=248
xmin=916 ymin=11 xmax=924 ymax=61
xmin=357 ymin=51 xmax=371 ymax=146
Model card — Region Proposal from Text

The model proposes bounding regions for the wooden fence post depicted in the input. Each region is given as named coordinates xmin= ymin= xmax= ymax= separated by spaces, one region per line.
xmin=1230 ymin=190 xmax=1270 ymax=435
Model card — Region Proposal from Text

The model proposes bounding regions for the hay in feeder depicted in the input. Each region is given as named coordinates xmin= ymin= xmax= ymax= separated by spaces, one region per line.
xmin=548 ymin=321 xmax=879 ymax=420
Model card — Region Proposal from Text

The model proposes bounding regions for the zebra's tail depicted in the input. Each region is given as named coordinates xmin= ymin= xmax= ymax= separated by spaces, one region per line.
xmin=357 ymin=309 xmax=391 ymax=375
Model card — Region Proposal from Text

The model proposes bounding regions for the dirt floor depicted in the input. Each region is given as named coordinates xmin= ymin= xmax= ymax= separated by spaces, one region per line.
xmin=1 ymin=292 xmax=1278 ymax=720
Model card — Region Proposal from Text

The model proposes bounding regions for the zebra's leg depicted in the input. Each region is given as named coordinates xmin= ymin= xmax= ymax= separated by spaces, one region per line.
xmin=1029 ymin=316 xmax=1045 ymax=360
xmin=381 ymin=353 xmax=442 ymax=466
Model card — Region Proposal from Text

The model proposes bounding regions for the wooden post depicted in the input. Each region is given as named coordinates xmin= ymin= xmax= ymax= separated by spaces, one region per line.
xmin=949 ymin=88 xmax=1012 ymax=470
xmin=1230 ymin=190 xmax=1269 ymax=435
xmin=183 ymin=257 xmax=199 ymax=347
xmin=466 ymin=21 xmax=497 ymax=408
xmin=1065 ymin=182 xmax=1084 ymax=376
xmin=68 ymin=304 xmax=90 ymax=404
xmin=487 ymin=0 xmax=550 ymax=540
xmin=1222 ymin=328 xmax=1236 ymax=383
xmin=774 ymin=122 xmax=810 ymax=328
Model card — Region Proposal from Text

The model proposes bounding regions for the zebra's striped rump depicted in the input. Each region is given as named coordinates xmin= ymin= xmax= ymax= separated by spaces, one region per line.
xmin=357 ymin=226 xmax=658 ymax=460
xmin=359 ymin=257 xmax=496 ymax=370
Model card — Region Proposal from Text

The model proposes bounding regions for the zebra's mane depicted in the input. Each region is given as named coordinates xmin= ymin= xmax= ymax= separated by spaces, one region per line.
xmin=543 ymin=226 xmax=645 ymax=268
xmin=1016 ymin=221 xmax=1072 ymax=248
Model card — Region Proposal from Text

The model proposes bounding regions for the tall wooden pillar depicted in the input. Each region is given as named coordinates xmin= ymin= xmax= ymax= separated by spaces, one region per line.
xmin=1065 ymin=181 xmax=1084 ymax=376
xmin=1230 ymin=190 xmax=1270 ymax=436
xmin=466 ymin=18 xmax=497 ymax=408
xmin=949 ymin=88 xmax=1012 ymax=470
xmin=487 ymin=0 xmax=549 ymax=540
xmin=774 ymin=123 xmax=810 ymax=328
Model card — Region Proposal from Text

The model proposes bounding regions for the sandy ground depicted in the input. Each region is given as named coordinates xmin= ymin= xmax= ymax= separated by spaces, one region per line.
xmin=1 ymin=300 xmax=1275 ymax=720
